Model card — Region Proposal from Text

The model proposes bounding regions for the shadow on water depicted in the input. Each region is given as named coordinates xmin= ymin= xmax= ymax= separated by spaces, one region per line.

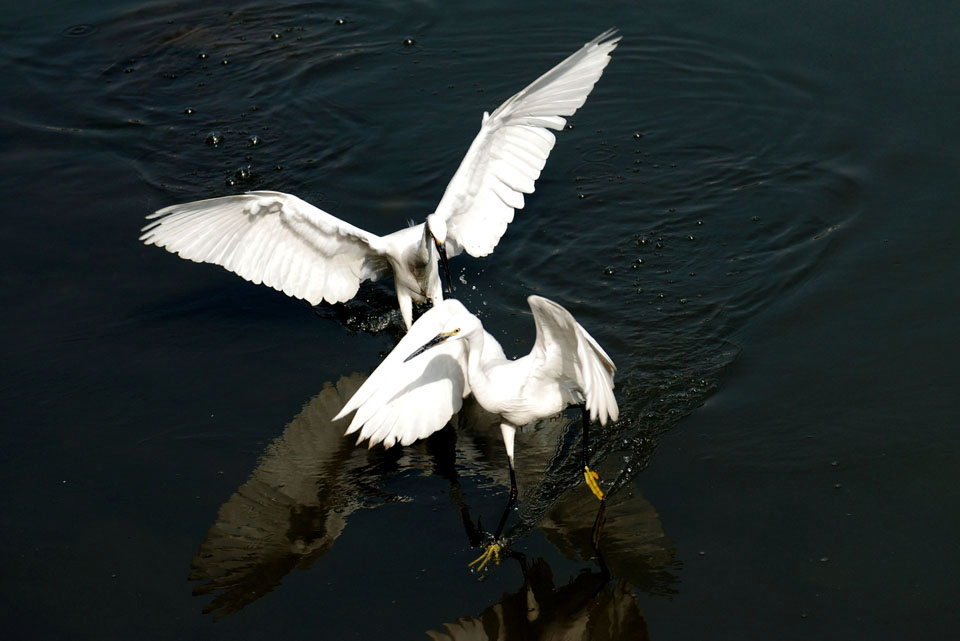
xmin=190 ymin=374 xmax=676 ymax=626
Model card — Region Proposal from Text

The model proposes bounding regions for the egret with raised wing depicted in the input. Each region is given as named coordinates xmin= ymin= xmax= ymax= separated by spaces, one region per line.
xmin=140 ymin=30 xmax=620 ymax=330
xmin=333 ymin=296 xmax=618 ymax=569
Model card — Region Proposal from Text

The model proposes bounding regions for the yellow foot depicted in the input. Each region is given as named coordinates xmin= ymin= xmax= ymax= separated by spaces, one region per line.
xmin=468 ymin=542 xmax=503 ymax=572
xmin=584 ymin=466 xmax=605 ymax=501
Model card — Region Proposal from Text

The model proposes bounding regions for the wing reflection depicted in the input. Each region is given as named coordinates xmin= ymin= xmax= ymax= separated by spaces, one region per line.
xmin=189 ymin=373 xmax=382 ymax=617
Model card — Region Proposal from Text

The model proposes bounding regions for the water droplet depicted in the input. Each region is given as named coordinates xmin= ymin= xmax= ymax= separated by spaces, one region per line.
xmin=698 ymin=550 xmax=705 ymax=556
xmin=271 ymin=33 xmax=281 ymax=40
xmin=183 ymin=108 xmax=194 ymax=115
xmin=831 ymin=460 xmax=839 ymax=466
xmin=603 ymin=267 xmax=616 ymax=276
xmin=632 ymin=132 xmax=643 ymax=139
xmin=198 ymin=51 xmax=208 ymax=59
xmin=697 ymin=220 xmax=704 ymax=225
xmin=205 ymin=131 xmax=223 ymax=146
xmin=221 ymin=58 xmax=230 ymax=65
xmin=680 ymin=298 xmax=688 ymax=304
xmin=820 ymin=557 xmax=829 ymax=563
xmin=687 ymin=235 xmax=696 ymax=241
xmin=236 ymin=166 xmax=254 ymax=182
xmin=657 ymin=293 xmax=664 ymax=299
xmin=248 ymin=135 xmax=261 ymax=146
xmin=225 ymin=176 xmax=236 ymax=187
xmin=577 ymin=193 xmax=587 ymax=199
xmin=752 ymin=215 xmax=760 ymax=221
xmin=834 ymin=483 xmax=842 ymax=489
xmin=335 ymin=17 xmax=346 ymax=25
xmin=402 ymin=37 xmax=416 ymax=46
xmin=565 ymin=123 xmax=574 ymax=130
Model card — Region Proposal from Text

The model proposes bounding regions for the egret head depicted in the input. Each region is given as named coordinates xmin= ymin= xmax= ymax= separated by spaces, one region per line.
xmin=426 ymin=214 xmax=453 ymax=294
xmin=426 ymin=214 xmax=447 ymax=244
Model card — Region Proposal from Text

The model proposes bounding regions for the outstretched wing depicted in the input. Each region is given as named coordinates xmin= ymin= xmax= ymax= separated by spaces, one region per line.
xmin=141 ymin=190 xmax=391 ymax=305
xmin=434 ymin=29 xmax=620 ymax=258
xmin=334 ymin=299 xmax=472 ymax=448
xmin=527 ymin=295 xmax=618 ymax=425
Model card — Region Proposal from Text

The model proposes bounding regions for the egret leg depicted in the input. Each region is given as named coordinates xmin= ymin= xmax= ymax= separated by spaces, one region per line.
xmin=581 ymin=404 xmax=605 ymax=501
xmin=470 ymin=427 xmax=519 ymax=571
xmin=468 ymin=465 xmax=518 ymax=571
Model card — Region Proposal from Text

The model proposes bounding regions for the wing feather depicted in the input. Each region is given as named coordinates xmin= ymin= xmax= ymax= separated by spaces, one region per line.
xmin=527 ymin=295 xmax=618 ymax=426
xmin=435 ymin=30 xmax=620 ymax=258
xmin=141 ymin=190 xmax=390 ymax=305
xmin=334 ymin=299 xmax=474 ymax=449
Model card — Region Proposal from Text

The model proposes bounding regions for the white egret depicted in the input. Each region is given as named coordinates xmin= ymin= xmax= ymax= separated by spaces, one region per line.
xmin=140 ymin=30 xmax=620 ymax=330
xmin=334 ymin=295 xmax=618 ymax=568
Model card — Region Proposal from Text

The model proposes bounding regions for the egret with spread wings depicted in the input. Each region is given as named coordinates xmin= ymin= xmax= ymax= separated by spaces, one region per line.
xmin=140 ymin=30 xmax=620 ymax=330
xmin=333 ymin=296 xmax=618 ymax=569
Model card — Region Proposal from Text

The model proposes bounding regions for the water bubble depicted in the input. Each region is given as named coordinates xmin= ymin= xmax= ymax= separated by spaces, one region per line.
xmin=205 ymin=131 xmax=223 ymax=146
xmin=402 ymin=37 xmax=416 ymax=46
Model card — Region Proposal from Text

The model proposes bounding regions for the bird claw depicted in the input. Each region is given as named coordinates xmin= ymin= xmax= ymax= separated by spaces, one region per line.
xmin=468 ymin=542 xmax=503 ymax=572
xmin=584 ymin=466 xmax=605 ymax=501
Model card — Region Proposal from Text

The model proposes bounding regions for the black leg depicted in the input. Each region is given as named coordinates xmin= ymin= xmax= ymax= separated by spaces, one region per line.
xmin=493 ymin=465 xmax=518 ymax=539
xmin=580 ymin=403 xmax=590 ymax=469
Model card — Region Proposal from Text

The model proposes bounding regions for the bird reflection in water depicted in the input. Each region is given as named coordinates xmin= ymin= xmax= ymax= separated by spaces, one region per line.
xmin=428 ymin=508 xmax=651 ymax=641
xmin=189 ymin=374 xmax=676 ymax=627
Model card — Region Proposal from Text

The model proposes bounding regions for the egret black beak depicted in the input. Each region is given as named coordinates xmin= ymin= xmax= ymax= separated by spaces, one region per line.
xmin=404 ymin=329 xmax=460 ymax=362
xmin=434 ymin=237 xmax=454 ymax=294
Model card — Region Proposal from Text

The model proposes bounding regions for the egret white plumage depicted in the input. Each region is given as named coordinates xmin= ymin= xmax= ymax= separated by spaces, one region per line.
xmin=140 ymin=31 xmax=620 ymax=330
xmin=333 ymin=295 xmax=618 ymax=568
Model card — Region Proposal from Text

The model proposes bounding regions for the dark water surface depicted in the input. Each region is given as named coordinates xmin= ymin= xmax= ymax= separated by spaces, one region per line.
xmin=3 ymin=1 xmax=958 ymax=638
